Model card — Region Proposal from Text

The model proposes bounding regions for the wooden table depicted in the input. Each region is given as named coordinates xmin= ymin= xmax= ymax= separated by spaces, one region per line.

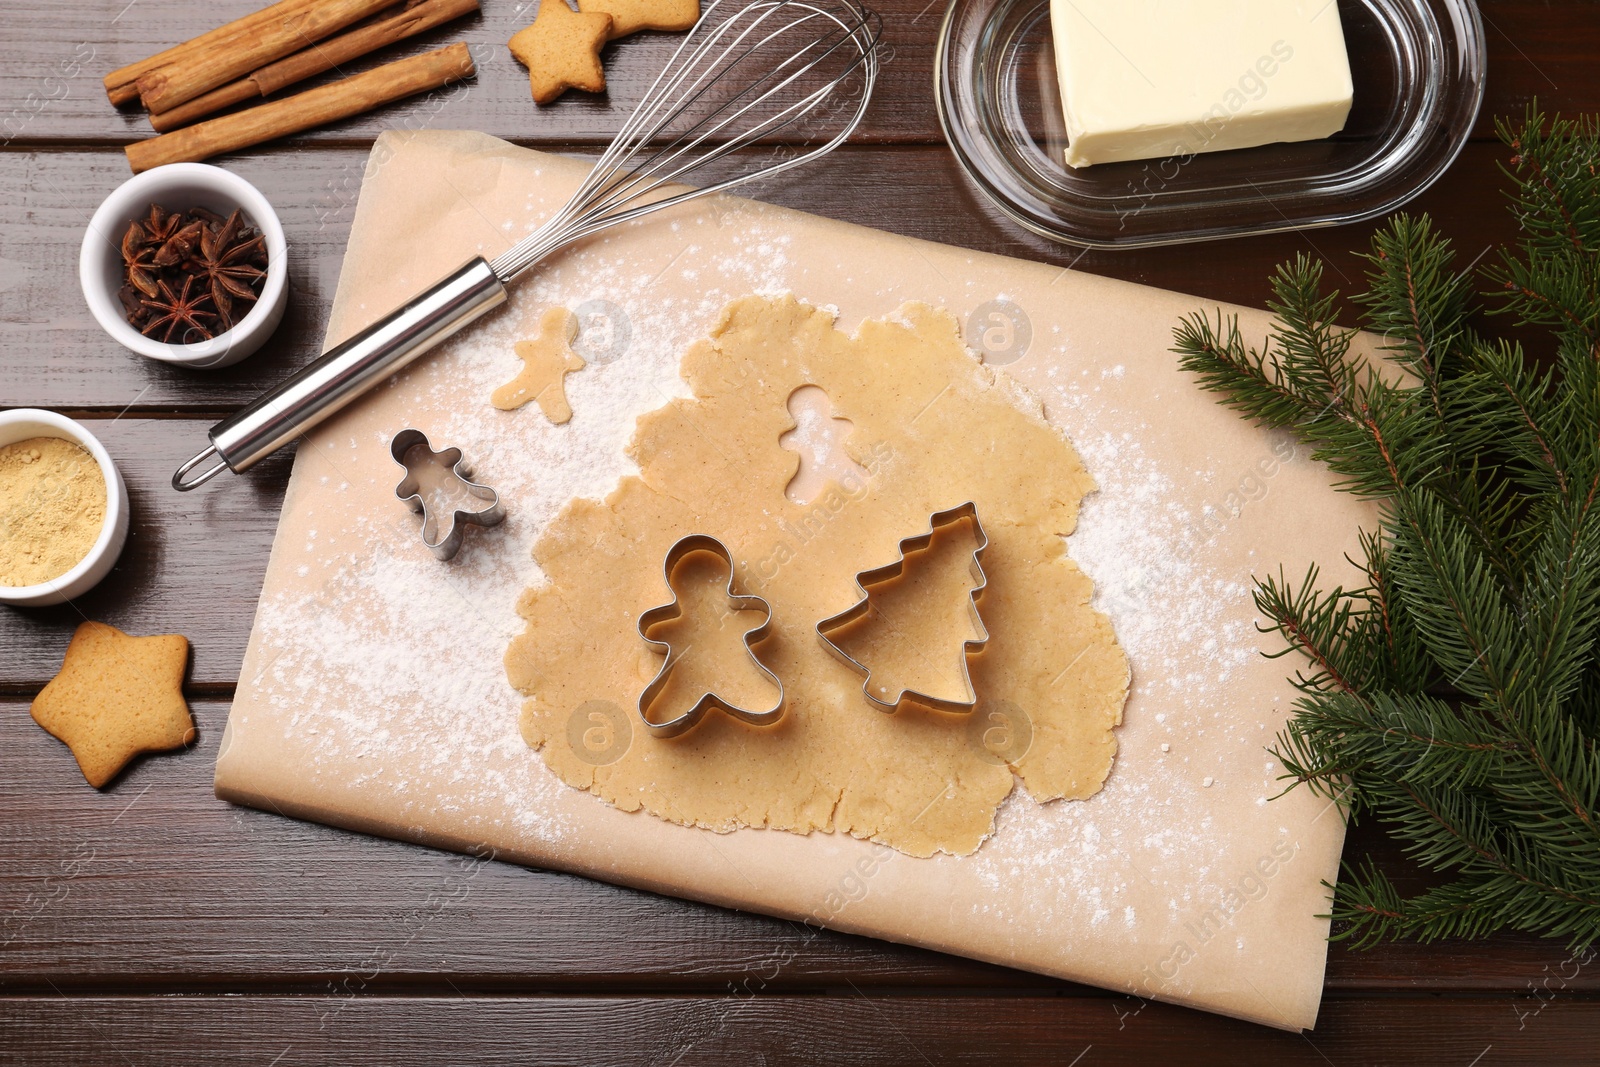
xmin=2 ymin=2 xmax=1597 ymax=1062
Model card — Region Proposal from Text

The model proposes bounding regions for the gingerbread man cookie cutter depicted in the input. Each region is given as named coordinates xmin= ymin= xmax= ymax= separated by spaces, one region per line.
xmin=815 ymin=501 xmax=990 ymax=713
xmin=389 ymin=428 xmax=506 ymax=561
xmin=637 ymin=534 xmax=786 ymax=739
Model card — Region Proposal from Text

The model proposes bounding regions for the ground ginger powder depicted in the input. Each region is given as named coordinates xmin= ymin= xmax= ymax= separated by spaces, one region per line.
xmin=0 ymin=437 xmax=106 ymax=587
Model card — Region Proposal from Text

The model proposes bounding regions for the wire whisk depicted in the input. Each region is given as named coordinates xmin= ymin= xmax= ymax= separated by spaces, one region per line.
xmin=174 ymin=0 xmax=883 ymax=490
xmin=495 ymin=0 xmax=883 ymax=280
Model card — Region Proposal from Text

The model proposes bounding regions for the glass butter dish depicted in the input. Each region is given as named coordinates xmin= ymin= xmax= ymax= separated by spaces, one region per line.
xmin=935 ymin=0 xmax=1486 ymax=248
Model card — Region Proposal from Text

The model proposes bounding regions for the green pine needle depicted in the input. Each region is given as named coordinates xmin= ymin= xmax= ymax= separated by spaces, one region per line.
xmin=1173 ymin=106 xmax=1600 ymax=950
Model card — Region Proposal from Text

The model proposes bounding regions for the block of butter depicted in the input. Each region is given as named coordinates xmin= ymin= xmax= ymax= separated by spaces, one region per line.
xmin=1050 ymin=0 xmax=1354 ymax=168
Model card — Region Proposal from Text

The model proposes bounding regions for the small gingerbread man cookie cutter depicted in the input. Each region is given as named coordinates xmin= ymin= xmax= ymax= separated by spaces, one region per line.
xmin=389 ymin=428 xmax=506 ymax=561
xmin=815 ymin=501 xmax=990 ymax=714
xmin=637 ymin=534 xmax=786 ymax=739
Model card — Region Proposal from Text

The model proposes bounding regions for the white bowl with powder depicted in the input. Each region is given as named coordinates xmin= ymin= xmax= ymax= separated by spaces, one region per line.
xmin=79 ymin=162 xmax=288 ymax=369
xmin=0 ymin=409 xmax=130 ymax=608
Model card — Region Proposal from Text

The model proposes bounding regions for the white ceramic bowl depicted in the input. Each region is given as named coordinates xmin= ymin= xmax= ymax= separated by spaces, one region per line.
xmin=79 ymin=163 xmax=288 ymax=369
xmin=0 ymin=409 xmax=131 ymax=608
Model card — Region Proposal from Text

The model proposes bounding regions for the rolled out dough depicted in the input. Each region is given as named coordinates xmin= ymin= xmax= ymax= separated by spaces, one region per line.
xmin=505 ymin=294 xmax=1130 ymax=856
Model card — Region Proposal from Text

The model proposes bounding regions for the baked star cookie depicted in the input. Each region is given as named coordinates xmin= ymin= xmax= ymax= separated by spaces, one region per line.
xmin=508 ymin=0 xmax=614 ymax=105
xmin=577 ymin=0 xmax=698 ymax=39
xmin=30 ymin=621 xmax=195 ymax=788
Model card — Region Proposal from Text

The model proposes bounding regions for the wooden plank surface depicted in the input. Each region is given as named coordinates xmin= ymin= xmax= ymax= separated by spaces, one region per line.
xmin=2 ymin=0 xmax=1597 ymax=1058
xmin=3 ymin=994 xmax=1599 ymax=1065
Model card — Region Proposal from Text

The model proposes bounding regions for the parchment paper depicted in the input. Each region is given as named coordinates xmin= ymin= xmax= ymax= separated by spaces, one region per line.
xmin=216 ymin=129 xmax=1372 ymax=1030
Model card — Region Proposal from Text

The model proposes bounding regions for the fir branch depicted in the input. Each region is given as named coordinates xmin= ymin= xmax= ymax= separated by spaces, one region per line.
xmin=1265 ymin=256 xmax=1364 ymax=414
xmin=1171 ymin=309 xmax=1323 ymax=428
xmin=1488 ymin=108 xmax=1600 ymax=348
xmin=1497 ymin=109 xmax=1600 ymax=257
xmin=1462 ymin=340 xmax=1569 ymax=496
xmin=1355 ymin=214 xmax=1475 ymax=418
xmin=1353 ymin=529 xmax=1431 ymax=692
xmin=1385 ymin=490 xmax=1521 ymax=700
xmin=1273 ymin=690 xmax=1518 ymax=805
xmin=1174 ymin=258 xmax=1444 ymax=500
xmin=1253 ymin=566 xmax=1367 ymax=695
xmin=1173 ymin=109 xmax=1600 ymax=951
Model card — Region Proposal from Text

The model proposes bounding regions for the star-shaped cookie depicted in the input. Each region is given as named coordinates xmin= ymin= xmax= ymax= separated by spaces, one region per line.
xmin=492 ymin=306 xmax=587 ymax=422
xmin=30 ymin=621 xmax=195 ymax=788
xmin=508 ymin=0 xmax=614 ymax=105
xmin=577 ymin=0 xmax=698 ymax=39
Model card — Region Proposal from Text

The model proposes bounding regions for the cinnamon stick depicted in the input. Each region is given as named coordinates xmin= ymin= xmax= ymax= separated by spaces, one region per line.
xmin=136 ymin=0 xmax=396 ymax=114
xmin=104 ymin=0 xmax=323 ymax=106
xmin=150 ymin=0 xmax=479 ymax=132
xmin=125 ymin=42 xmax=474 ymax=173
xmin=146 ymin=80 xmax=258 ymax=131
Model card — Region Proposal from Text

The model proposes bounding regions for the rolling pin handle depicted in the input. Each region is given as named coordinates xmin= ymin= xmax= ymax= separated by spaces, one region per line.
xmin=169 ymin=257 xmax=509 ymax=491
xmin=172 ymin=444 xmax=229 ymax=492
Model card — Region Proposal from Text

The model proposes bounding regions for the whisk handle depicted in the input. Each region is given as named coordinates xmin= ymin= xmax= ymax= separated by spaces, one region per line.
xmin=173 ymin=257 xmax=507 ymax=491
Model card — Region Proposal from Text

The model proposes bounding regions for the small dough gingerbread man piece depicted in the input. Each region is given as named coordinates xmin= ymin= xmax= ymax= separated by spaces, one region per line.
xmin=508 ymin=0 xmax=614 ymax=105
xmin=30 ymin=621 xmax=195 ymax=789
xmin=577 ymin=0 xmax=699 ymax=39
xmin=493 ymin=306 xmax=588 ymax=423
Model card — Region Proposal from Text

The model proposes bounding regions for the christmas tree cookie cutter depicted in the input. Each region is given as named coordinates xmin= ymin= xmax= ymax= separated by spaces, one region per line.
xmin=389 ymin=428 xmax=506 ymax=561
xmin=637 ymin=534 xmax=787 ymax=739
xmin=815 ymin=501 xmax=990 ymax=713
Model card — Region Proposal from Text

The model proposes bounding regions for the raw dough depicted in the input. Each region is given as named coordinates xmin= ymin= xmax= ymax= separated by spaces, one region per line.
xmin=505 ymin=295 xmax=1128 ymax=856
xmin=493 ymin=306 xmax=587 ymax=423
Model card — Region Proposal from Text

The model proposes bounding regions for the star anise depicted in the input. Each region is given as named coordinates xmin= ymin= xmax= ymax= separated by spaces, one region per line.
xmin=142 ymin=203 xmax=183 ymax=246
xmin=119 ymin=218 xmax=147 ymax=261
xmin=152 ymin=217 xmax=207 ymax=267
xmin=139 ymin=275 xmax=217 ymax=344
xmin=118 ymin=202 xmax=270 ymax=343
xmin=190 ymin=209 xmax=267 ymax=330
xmin=119 ymin=218 xmax=162 ymax=298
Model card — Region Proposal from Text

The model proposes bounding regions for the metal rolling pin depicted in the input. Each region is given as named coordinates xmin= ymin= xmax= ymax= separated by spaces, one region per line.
xmin=172 ymin=259 xmax=504 ymax=490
